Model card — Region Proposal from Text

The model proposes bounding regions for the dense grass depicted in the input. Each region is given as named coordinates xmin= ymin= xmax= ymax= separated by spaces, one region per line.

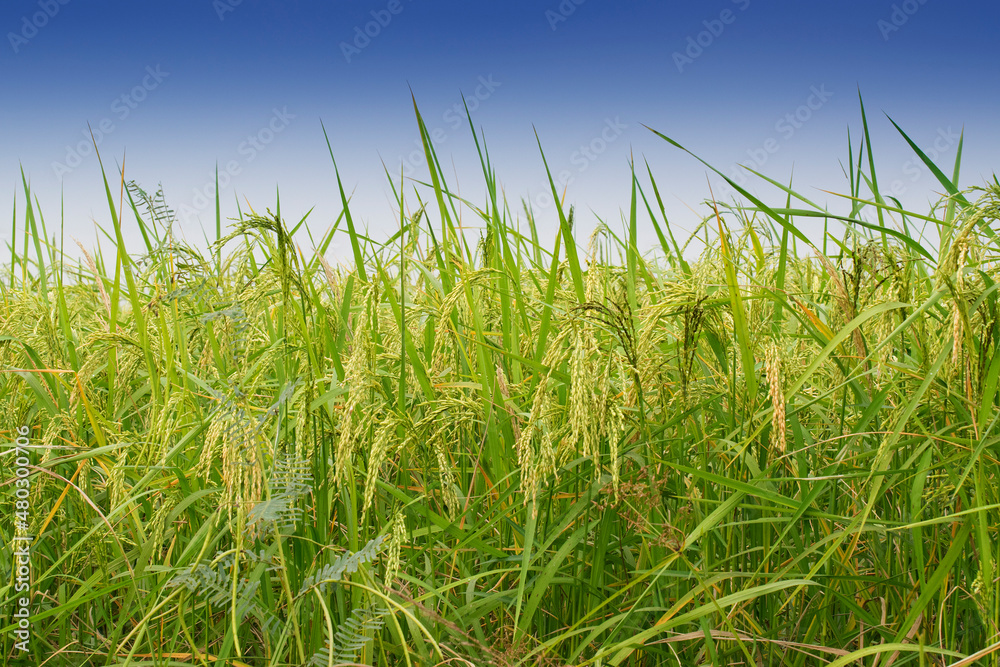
xmin=1 ymin=99 xmax=999 ymax=666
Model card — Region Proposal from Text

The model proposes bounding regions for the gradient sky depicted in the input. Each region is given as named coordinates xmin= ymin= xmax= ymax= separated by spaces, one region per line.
xmin=2 ymin=0 xmax=998 ymax=260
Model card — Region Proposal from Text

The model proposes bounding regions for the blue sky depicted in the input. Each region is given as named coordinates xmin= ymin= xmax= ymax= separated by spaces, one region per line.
xmin=2 ymin=0 xmax=998 ymax=258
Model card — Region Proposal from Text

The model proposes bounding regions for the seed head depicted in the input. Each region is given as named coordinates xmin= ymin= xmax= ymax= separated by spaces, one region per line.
xmin=765 ymin=343 xmax=786 ymax=455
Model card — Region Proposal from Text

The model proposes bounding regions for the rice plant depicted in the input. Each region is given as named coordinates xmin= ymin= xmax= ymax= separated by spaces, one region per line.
xmin=0 ymin=96 xmax=998 ymax=666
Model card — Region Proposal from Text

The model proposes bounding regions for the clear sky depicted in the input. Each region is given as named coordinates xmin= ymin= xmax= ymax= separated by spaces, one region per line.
xmin=2 ymin=0 xmax=998 ymax=259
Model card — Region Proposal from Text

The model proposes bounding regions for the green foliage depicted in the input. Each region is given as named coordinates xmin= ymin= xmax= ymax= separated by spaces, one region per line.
xmin=1 ymin=100 xmax=999 ymax=666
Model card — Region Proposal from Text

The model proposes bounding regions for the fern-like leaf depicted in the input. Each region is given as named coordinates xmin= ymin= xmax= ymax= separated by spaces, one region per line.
xmin=308 ymin=604 xmax=386 ymax=666
xmin=298 ymin=536 xmax=386 ymax=596
xmin=166 ymin=551 xmax=283 ymax=634
xmin=247 ymin=443 xmax=313 ymax=532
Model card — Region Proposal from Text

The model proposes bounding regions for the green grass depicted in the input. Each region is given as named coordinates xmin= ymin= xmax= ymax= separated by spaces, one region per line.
xmin=1 ymin=98 xmax=999 ymax=666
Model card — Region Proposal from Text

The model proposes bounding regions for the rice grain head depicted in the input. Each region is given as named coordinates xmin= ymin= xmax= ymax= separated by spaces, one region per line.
xmin=569 ymin=321 xmax=600 ymax=463
xmin=361 ymin=415 xmax=397 ymax=523
xmin=765 ymin=343 xmax=786 ymax=455
xmin=384 ymin=509 xmax=406 ymax=584
xmin=951 ymin=303 xmax=963 ymax=367
xmin=334 ymin=290 xmax=375 ymax=486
